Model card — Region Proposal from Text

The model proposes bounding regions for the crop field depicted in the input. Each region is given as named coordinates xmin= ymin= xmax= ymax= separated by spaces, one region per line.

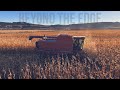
xmin=0 ymin=30 xmax=120 ymax=79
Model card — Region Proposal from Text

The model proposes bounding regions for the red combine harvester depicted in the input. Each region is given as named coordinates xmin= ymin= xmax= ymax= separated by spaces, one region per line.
xmin=29 ymin=34 xmax=85 ymax=53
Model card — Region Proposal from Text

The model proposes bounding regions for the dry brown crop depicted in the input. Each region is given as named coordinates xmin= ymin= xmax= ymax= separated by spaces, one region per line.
xmin=0 ymin=29 xmax=120 ymax=79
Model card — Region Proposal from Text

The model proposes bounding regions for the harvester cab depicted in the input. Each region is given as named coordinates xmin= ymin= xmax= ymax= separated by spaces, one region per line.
xmin=73 ymin=36 xmax=85 ymax=50
xmin=29 ymin=34 xmax=85 ymax=53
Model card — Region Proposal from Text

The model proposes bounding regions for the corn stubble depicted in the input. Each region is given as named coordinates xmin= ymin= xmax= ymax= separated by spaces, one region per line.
xmin=0 ymin=30 xmax=120 ymax=79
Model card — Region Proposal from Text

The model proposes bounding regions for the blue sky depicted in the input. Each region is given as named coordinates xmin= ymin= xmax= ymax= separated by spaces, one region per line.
xmin=0 ymin=11 xmax=120 ymax=25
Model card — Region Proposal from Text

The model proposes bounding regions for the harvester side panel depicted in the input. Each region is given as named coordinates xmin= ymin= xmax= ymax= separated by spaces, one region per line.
xmin=38 ymin=34 xmax=73 ymax=52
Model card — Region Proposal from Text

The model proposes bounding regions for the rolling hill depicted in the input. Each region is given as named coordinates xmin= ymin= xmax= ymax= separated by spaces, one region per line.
xmin=0 ymin=22 xmax=120 ymax=30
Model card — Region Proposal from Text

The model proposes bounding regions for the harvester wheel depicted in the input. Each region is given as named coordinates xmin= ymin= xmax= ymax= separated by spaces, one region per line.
xmin=36 ymin=42 xmax=39 ymax=48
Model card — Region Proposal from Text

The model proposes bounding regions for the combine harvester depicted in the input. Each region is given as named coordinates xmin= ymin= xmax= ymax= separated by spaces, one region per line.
xmin=29 ymin=34 xmax=93 ymax=65
xmin=29 ymin=34 xmax=85 ymax=54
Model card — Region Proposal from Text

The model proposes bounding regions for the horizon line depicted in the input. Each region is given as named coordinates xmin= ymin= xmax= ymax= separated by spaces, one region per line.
xmin=0 ymin=21 xmax=120 ymax=26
